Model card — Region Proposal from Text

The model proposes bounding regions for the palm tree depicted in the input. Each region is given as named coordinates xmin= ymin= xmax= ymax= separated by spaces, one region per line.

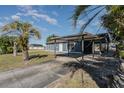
xmin=72 ymin=6 xmax=124 ymax=39
xmin=72 ymin=6 xmax=107 ymax=32
xmin=72 ymin=5 xmax=124 ymax=88
xmin=72 ymin=5 xmax=124 ymax=58
xmin=2 ymin=21 xmax=41 ymax=61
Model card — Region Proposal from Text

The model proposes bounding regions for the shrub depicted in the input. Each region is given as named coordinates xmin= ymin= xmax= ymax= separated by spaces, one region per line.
xmin=120 ymin=51 xmax=124 ymax=59
xmin=0 ymin=36 xmax=21 ymax=54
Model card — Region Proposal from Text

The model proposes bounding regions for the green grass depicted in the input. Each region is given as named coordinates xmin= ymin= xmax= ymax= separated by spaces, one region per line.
xmin=119 ymin=50 xmax=124 ymax=58
xmin=48 ymin=70 xmax=98 ymax=88
xmin=0 ymin=50 xmax=55 ymax=72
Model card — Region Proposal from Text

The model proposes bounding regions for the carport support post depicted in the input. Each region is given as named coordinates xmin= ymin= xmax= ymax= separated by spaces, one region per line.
xmin=67 ymin=41 xmax=69 ymax=56
xmin=81 ymin=36 xmax=84 ymax=60
xmin=54 ymin=39 xmax=56 ymax=58
xmin=92 ymin=40 xmax=95 ymax=58
xmin=107 ymin=42 xmax=109 ymax=53
xmin=99 ymin=41 xmax=102 ymax=55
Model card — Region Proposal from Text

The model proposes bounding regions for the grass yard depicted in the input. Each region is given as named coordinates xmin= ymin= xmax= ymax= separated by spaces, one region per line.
xmin=48 ymin=69 xmax=98 ymax=88
xmin=120 ymin=50 xmax=124 ymax=58
xmin=0 ymin=50 xmax=55 ymax=72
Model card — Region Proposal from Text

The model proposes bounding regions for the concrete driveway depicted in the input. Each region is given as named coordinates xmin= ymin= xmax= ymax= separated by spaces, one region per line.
xmin=0 ymin=60 xmax=69 ymax=88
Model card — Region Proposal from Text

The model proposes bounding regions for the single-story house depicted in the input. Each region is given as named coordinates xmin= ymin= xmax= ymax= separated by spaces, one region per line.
xmin=46 ymin=32 xmax=111 ymax=57
xmin=29 ymin=44 xmax=44 ymax=50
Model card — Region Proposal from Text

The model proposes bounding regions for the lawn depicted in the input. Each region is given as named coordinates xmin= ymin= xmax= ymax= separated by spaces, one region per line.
xmin=0 ymin=50 xmax=55 ymax=72
xmin=48 ymin=69 xmax=98 ymax=88
xmin=120 ymin=50 xmax=124 ymax=58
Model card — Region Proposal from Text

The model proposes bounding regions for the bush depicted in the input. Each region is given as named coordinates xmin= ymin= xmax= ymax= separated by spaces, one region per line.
xmin=0 ymin=36 xmax=21 ymax=54
xmin=7 ymin=47 xmax=13 ymax=53
xmin=0 ymin=48 xmax=3 ymax=54
xmin=119 ymin=51 xmax=124 ymax=59
xmin=0 ymin=46 xmax=7 ymax=54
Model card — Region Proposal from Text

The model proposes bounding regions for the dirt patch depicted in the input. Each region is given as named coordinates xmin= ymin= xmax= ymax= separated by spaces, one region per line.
xmin=47 ymin=69 xmax=98 ymax=88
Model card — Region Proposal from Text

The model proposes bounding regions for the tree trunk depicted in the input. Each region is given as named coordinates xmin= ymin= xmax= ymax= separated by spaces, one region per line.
xmin=13 ymin=42 xmax=17 ymax=56
xmin=22 ymin=50 xmax=29 ymax=61
xmin=110 ymin=42 xmax=124 ymax=88
xmin=109 ymin=59 xmax=124 ymax=88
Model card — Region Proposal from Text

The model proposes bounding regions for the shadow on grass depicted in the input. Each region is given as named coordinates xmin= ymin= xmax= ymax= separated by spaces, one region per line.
xmin=62 ymin=59 xmax=119 ymax=88
xmin=29 ymin=54 xmax=48 ymax=60
xmin=56 ymin=53 xmax=83 ymax=58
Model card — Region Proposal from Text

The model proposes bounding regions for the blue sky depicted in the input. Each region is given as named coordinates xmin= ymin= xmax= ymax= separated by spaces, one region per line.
xmin=0 ymin=5 xmax=107 ymax=45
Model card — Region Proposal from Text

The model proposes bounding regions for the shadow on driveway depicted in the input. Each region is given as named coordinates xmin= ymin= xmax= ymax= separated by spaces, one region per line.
xmin=62 ymin=58 xmax=120 ymax=88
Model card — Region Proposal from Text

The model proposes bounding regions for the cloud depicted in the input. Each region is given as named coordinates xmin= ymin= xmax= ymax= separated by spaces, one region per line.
xmin=16 ymin=12 xmax=23 ymax=16
xmin=16 ymin=6 xmax=58 ymax=25
xmin=17 ymin=5 xmax=32 ymax=12
xmin=35 ymin=14 xmax=57 ymax=25
xmin=77 ymin=20 xmax=85 ymax=26
xmin=40 ymin=27 xmax=49 ymax=32
xmin=4 ymin=17 xmax=9 ymax=21
xmin=77 ymin=20 xmax=101 ymax=28
xmin=91 ymin=20 xmax=101 ymax=27
xmin=52 ymin=11 xmax=58 ymax=17
xmin=11 ymin=15 xmax=20 ymax=21
xmin=0 ymin=17 xmax=10 ymax=21
xmin=26 ymin=10 xmax=58 ymax=25
xmin=0 ymin=22 xmax=3 ymax=27
xmin=0 ymin=22 xmax=7 ymax=27
xmin=35 ymin=25 xmax=49 ymax=32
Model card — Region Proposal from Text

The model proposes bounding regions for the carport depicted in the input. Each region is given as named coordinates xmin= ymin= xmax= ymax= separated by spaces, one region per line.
xmin=47 ymin=33 xmax=108 ymax=60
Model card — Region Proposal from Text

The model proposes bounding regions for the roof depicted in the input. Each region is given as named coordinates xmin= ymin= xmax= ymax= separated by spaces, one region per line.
xmin=96 ymin=33 xmax=110 ymax=43
xmin=47 ymin=32 xmax=104 ymax=44
xmin=29 ymin=44 xmax=43 ymax=47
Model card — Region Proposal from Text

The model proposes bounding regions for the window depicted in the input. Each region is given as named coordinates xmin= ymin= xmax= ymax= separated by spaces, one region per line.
xmin=63 ymin=43 xmax=68 ymax=51
xmin=55 ymin=44 xmax=59 ymax=51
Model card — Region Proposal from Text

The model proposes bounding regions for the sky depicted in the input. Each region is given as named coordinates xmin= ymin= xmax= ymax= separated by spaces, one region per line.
xmin=0 ymin=5 xmax=107 ymax=45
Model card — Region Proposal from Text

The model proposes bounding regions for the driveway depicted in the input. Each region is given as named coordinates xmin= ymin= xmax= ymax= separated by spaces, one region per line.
xmin=0 ymin=60 xmax=69 ymax=88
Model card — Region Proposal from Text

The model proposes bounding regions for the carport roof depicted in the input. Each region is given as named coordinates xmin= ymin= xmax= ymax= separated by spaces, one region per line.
xmin=47 ymin=32 xmax=104 ymax=44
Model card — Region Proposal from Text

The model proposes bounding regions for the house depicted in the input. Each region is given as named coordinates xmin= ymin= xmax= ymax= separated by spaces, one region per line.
xmin=29 ymin=44 xmax=44 ymax=50
xmin=46 ymin=32 xmax=111 ymax=57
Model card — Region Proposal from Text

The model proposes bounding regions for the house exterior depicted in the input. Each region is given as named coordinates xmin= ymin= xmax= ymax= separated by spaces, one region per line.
xmin=29 ymin=44 xmax=44 ymax=50
xmin=46 ymin=32 xmax=111 ymax=56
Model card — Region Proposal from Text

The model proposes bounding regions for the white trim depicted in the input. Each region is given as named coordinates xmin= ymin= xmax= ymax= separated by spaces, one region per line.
xmin=59 ymin=43 xmax=63 ymax=52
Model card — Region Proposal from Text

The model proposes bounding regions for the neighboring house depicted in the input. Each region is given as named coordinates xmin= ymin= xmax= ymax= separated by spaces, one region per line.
xmin=29 ymin=44 xmax=44 ymax=50
xmin=46 ymin=32 xmax=111 ymax=55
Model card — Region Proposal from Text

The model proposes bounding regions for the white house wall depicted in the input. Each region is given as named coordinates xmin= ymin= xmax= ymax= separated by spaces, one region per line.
xmin=46 ymin=43 xmax=68 ymax=53
xmin=59 ymin=43 xmax=63 ymax=52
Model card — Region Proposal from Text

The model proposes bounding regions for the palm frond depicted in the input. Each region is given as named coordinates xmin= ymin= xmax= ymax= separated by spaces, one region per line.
xmin=79 ymin=6 xmax=104 ymax=20
xmin=72 ymin=5 xmax=90 ymax=27
xmin=2 ymin=21 xmax=23 ymax=33
xmin=80 ymin=7 xmax=105 ymax=34
xmin=2 ymin=24 xmax=11 ymax=31
xmin=30 ymin=28 xmax=41 ymax=39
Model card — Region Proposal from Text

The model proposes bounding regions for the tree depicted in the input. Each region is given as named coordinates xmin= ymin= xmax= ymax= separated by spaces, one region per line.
xmin=72 ymin=5 xmax=105 ymax=33
xmin=13 ymin=41 xmax=17 ymax=56
xmin=2 ymin=21 xmax=41 ymax=61
xmin=72 ymin=6 xmax=123 ymax=46
xmin=0 ymin=36 xmax=21 ymax=54
xmin=72 ymin=5 xmax=124 ymax=57
xmin=46 ymin=34 xmax=58 ymax=42
xmin=101 ymin=6 xmax=124 ymax=57
xmin=72 ymin=5 xmax=124 ymax=88
xmin=101 ymin=6 xmax=124 ymax=87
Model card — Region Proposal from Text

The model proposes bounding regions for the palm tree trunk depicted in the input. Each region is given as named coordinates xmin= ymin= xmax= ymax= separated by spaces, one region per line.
xmin=109 ymin=59 xmax=124 ymax=88
xmin=22 ymin=50 xmax=29 ymax=61
xmin=13 ymin=42 xmax=17 ymax=56
xmin=108 ymin=42 xmax=124 ymax=87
